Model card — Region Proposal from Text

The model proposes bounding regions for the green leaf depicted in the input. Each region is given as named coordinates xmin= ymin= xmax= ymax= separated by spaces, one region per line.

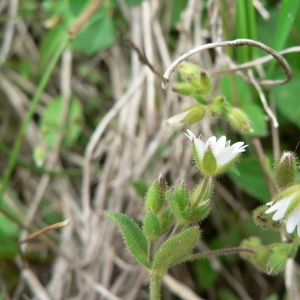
xmin=273 ymin=70 xmax=300 ymax=129
xmin=242 ymin=104 xmax=267 ymax=136
xmin=71 ymin=6 xmax=115 ymax=54
xmin=105 ymin=212 xmax=151 ymax=268
xmin=228 ymin=156 xmax=270 ymax=203
xmin=220 ymin=75 xmax=251 ymax=106
xmin=273 ymin=0 xmax=300 ymax=51
xmin=152 ymin=227 xmax=199 ymax=274
xmin=40 ymin=96 xmax=83 ymax=149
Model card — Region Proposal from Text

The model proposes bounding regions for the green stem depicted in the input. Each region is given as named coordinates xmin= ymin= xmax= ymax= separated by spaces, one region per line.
xmin=0 ymin=36 xmax=69 ymax=198
xmin=150 ymin=272 xmax=162 ymax=300
xmin=192 ymin=175 xmax=210 ymax=209
xmin=148 ymin=240 xmax=154 ymax=263
xmin=185 ymin=247 xmax=255 ymax=262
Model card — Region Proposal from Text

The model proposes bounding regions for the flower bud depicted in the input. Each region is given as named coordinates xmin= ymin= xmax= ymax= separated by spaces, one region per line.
xmin=274 ymin=151 xmax=298 ymax=190
xmin=143 ymin=211 xmax=162 ymax=241
xmin=209 ymin=96 xmax=227 ymax=118
xmin=267 ymin=243 xmax=291 ymax=275
xmin=145 ymin=174 xmax=166 ymax=213
xmin=175 ymin=181 xmax=190 ymax=212
xmin=226 ymin=107 xmax=252 ymax=132
xmin=172 ymin=83 xmax=195 ymax=96
xmin=197 ymin=71 xmax=212 ymax=95
xmin=178 ymin=62 xmax=200 ymax=80
xmin=165 ymin=104 xmax=205 ymax=129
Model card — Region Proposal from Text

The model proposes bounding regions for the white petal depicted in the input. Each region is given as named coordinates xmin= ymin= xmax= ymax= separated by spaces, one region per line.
xmin=194 ymin=138 xmax=206 ymax=159
xmin=206 ymin=136 xmax=216 ymax=150
xmin=286 ymin=203 xmax=300 ymax=233
xmin=231 ymin=142 xmax=248 ymax=153
xmin=185 ymin=129 xmax=196 ymax=141
xmin=266 ymin=201 xmax=274 ymax=206
xmin=216 ymin=147 xmax=238 ymax=166
xmin=214 ymin=136 xmax=226 ymax=155
xmin=265 ymin=196 xmax=292 ymax=214
xmin=272 ymin=200 xmax=291 ymax=221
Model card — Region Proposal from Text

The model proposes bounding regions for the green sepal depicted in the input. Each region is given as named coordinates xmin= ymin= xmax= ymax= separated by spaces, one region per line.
xmin=143 ymin=211 xmax=162 ymax=241
xmin=198 ymin=71 xmax=211 ymax=95
xmin=165 ymin=189 xmax=184 ymax=222
xmin=152 ymin=227 xmax=200 ymax=274
xmin=105 ymin=212 xmax=151 ymax=268
xmin=178 ymin=62 xmax=200 ymax=80
xmin=267 ymin=243 xmax=295 ymax=275
xmin=274 ymin=152 xmax=298 ymax=190
xmin=239 ymin=237 xmax=270 ymax=274
xmin=175 ymin=184 xmax=190 ymax=212
xmin=225 ymin=107 xmax=252 ymax=132
xmin=192 ymin=141 xmax=202 ymax=170
xmin=172 ymin=83 xmax=195 ymax=96
xmin=182 ymin=201 xmax=211 ymax=222
xmin=202 ymin=150 xmax=217 ymax=175
xmin=145 ymin=176 xmax=166 ymax=213
xmin=252 ymin=205 xmax=281 ymax=231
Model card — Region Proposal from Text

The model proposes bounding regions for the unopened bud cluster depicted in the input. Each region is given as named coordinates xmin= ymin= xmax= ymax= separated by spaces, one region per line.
xmin=143 ymin=174 xmax=212 ymax=240
xmin=166 ymin=62 xmax=252 ymax=132
xmin=240 ymin=237 xmax=297 ymax=275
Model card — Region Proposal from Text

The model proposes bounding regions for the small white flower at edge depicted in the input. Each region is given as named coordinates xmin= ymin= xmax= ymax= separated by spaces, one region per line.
xmin=185 ymin=129 xmax=248 ymax=176
xmin=266 ymin=186 xmax=300 ymax=236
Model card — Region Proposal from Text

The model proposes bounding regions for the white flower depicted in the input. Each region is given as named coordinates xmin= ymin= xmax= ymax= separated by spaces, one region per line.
xmin=185 ymin=129 xmax=247 ymax=175
xmin=265 ymin=185 xmax=300 ymax=236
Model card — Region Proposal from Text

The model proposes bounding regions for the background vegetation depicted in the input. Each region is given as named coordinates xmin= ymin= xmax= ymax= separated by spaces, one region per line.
xmin=0 ymin=0 xmax=300 ymax=299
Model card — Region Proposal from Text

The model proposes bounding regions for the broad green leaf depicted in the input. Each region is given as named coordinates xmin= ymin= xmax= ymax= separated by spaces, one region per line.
xmin=228 ymin=156 xmax=270 ymax=203
xmin=152 ymin=227 xmax=199 ymax=274
xmin=220 ymin=75 xmax=251 ymax=106
xmin=242 ymin=104 xmax=267 ymax=136
xmin=71 ymin=6 xmax=115 ymax=54
xmin=171 ymin=0 xmax=188 ymax=27
xmin=273 ymin=70 xmax=300 ymax=129
xmin=105 ymin=212 xmax=151 ymax=268
xmin=40 ymin=96 xmax=83 ymax=149
xmin=273 ymin=0 xmax=300 ymax=51
xmin=267 ymin=0 xmax=300 ymax=75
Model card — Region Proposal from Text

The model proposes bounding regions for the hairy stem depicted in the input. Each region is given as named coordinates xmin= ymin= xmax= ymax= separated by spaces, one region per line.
xmin=185 ymin=247 xmax=255 ymax=262
xmin=192 ymin=176 xmax=210 ymax=209
xmin=150 ymin=273 xmax=162 ymax=300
